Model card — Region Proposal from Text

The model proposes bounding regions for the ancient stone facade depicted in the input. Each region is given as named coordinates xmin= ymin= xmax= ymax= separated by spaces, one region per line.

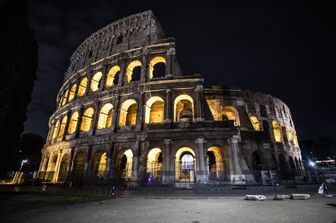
xmin=38 ymin=11 xmax=303 ymax=187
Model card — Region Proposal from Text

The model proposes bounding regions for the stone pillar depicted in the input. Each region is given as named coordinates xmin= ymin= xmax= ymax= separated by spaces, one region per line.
xmin=194 ymin=85 xmax=205 ymax=122
xmin=66 ymin=148 xmax=75 ymax=181
xmin=99 ymin=61 xmax=108 ymax=91
xmin=91 ymin=102 xmax=101 ymax=136
xmin=83 ymin=146 xmax=92 ymax=180
xmin=52 ymin=150 xmax=62 ymax=183
xmin=166 ymin=48 xmax=175 ymax=78
xmin=135 ymin=93 xmax=144 ymax=131
xmin=104 ymin=147 xmax=112 ymax=180
xmin=164 ymin=89 xmax=173 ymax=122
xmin=195 ymin=138 xmax=207 ymax=184
xmin=131 ymin=140 xmax=140 ymax=187
xmin=140 ymin=48 xmax=148 ymax=82
xmin=85 ymin=66 xmax=93 ymax=96
xmin=228 ymin=135 xmax=244 ymax=183
xmin=75 ymin=106 xmax=83 ymax=138
xmin=118 ymin=60 xmax=126 ymax=86
xmin=111 ymin=96 xmax=120 ymax=132
xmin=62 ymin=111 xmax=71 ymax=141
xmin=163 ymin=139 xmax=173 ymax=184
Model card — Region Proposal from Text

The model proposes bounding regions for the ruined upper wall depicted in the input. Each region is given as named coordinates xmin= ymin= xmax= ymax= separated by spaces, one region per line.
xmin=65 ymin=10 xmax=166 ymax=78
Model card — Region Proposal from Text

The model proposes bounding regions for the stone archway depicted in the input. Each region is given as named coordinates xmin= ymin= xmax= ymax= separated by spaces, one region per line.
xmin=92 ymin=151 xmax=107 ymax=180
xmin=146 ymin=148 xmax=163 ymax=183
xmin=115 ymin=149 xmax=133 ymax=182
xmin=175 ymin=147 xmax=196 ymax=182
xmin=72 ymin=151 xmax=85 ymax=181
xmin=207 ymin=146 xmax=226 ymax=181
xmin=57 ymin=153 xmax=70 ymax=182
xmin=252 ymin=151 xmax=264 ymax=183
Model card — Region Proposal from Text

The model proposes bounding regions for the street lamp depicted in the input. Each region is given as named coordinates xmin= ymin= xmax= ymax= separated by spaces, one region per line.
xmin=19 ymin=159 xmax=29 ymax=172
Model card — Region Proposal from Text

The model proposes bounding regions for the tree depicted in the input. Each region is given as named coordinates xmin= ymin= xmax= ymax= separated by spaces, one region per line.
xmin=0 ymin=0 xmax=38 ymax=177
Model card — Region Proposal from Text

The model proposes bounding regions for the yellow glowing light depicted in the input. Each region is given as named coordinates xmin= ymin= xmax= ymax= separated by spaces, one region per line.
xmin=97 ymin=103 xmax=113 ymax=129
xmin=126 ymin=60 xmax=142 ymax=83
xmin=77 ymin=78 xmax=87 ymax=97
xmin=90 ymin=72 xmax=103 ymax=92
xmin=148 ymin=56 xmax=166 ymax=79
xmin=173 ymin=94 xmax=194 ymax=122
xmin=67 ymin=112 xmax=78 ymax=135
xmin=145 ymin=96 xmax=164 ymax=124
xmin=106 ymin=65 xmax=120 ymax=87
xmin=119 ymin=99 xmax=137 ymax=126
xmin=250 ymin=116 xmax=261 ymax=131
xmin=80 ymin=107 xmax=94 ymax=132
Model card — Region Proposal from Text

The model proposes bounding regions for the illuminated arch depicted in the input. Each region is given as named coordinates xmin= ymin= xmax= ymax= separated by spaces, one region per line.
xmin=117 ymin=149 xmax=133 ymax=180
xmin=207 ymin=146 xmax=225 ymax=180
xmin=250 ymin=116 xmax=261 ymax=131
xmin=61 ymin=89 xmax=69 ymax=106
xmin=126 ymin=60 xmax=142 ymax=83
xmin=57 ymin=153 xmax=70 ymax=182
xmin=68 ymin=84 xmax=77 ymax=102
xmin=80 ymin=107 xmax=94 ymax=132
xmin=51 ymin=120 xmax=60 ymax=140
xmin=119 ymin=99 xmax=137 ymax=126
xmin=90 ymin=72 xmax=103 ymax=92
xmin=67 ymin=112 xmax=78 ymax=135
xmin=173 ymin=94 xmax=194 ymax=122
xmin=145 ymin=96 xmax=164 ymax=124
xmin=272 ymin=120 xmax=282 ymax=142
xmin=77 ymin=78 xmax=87 ymax=97
xmin=97 ymin=103 xmax=113 ymax=129
xmin=58 ymin=116 xmax=68 ymax=137
xmin=146 ymin=148 xmax=162 ymax=181
xmin=92 ymin=151 xmax=107 ymax=178
xmin=222 ymin=106 xmax=240 ymax=126
xmin=106 ymin=65 xmax=120 ymax=87
xmin=148 ymin=56 xmax=166 ymax=79
xmin=175 ymin=147 xmax=196 ymax=182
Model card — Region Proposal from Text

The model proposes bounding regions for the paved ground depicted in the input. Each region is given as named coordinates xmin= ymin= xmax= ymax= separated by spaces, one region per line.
xmin=0 ymin=192 xmax=335 ymax=223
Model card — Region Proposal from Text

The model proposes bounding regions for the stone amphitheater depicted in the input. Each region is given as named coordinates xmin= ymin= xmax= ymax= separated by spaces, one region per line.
xmin=38 ymin=11 xmax=303 ymax=188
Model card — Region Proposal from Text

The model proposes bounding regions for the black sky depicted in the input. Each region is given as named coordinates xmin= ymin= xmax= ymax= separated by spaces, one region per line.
xmin=24 ymin=0 xmax=335 ymax=140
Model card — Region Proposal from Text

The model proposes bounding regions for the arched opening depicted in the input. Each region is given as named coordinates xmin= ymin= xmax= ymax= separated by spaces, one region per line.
xmin=97 ymin=103 xmax=113 ymax=129
xmin=146 ymin=148 xmax=162 ymax=183
xmin=80 ymin=107 xmax=94 ymax=132
xmin=144 ymin=96 xmax=164 ymax=124
xmin=116 ymin=149 xmax=133 ymax=181
xmin=90 ymin=72 xmax=103 ymax=92
xmin=175 ymin=147 xmax=196 ymax=182
xmin=272 ymin=121 xmax=282 ymax=142
xmin=174 ymin=94 xmax=194 ymax=122
xmin=58 ymin=116 xmax=68 ymax=138
xmin=148 ymin=56 xmax=166 ymax=79
xmin=126 ymin=60 xmax=142 ymax=83
xmin=119 ymin=99 xmax=137 ymax=127
xmin=252 ymin=151 xmax=263 ymax=183
xmin=61 ymin=89 xmax=69 ymax=106
xmin=68 ymin=83 xmax=77 ymax=102
xmin=51 ymin=120 xmax=60 ymax=140
xmin=106 ymin=65 xmax=120 ymax=87
xmin=207 ymin=146 xmax=225 ymax=181
xmin=92 ymin=151 xmax=107 ymax=179
xmin=57 ymin=153 xmax=70 ymax=182
xmin=279 ymin=154 xmax=290 ymax=180
xmin=250 ymin=116 xmax=261 ymax=131
xmin=222 ymin=107 xmax=240 ymax=126
xmin=72 ymin=151 xmax=85 ymax=180
xmin=67 ymin=112 xmax=78 ymax=135
xmin=77 ymin=78 xmax=87 ymax=97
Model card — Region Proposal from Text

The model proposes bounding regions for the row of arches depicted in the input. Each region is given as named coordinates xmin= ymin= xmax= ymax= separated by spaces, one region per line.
xmin=44 ymin=145 xmax=229 ymax=184
xmin=59 ymin=56 xmax=167 ymax=108
xmin=50 ymin=94 xmax=197 ymax=140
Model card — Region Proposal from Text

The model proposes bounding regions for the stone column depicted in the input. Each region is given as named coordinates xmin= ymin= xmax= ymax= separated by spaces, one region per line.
xmin=62 ymin=110 xmax=71 ymax=141
xmin=66 ymin=148 xmax=75 ymax=181
xmin=52 ymin=150 xmax=62 ymax=183
xmin=118 ymin=59 xmax=126 ymax=86
xmin=131 ymin=140 xmax=140 ymax=187
xmin=83 ymin=146 xmax=92 ymax=181
xmin=164 ymin=89 xmax=173 ymax=123
xmin=91 ymin=102 xmax=101 ymax=136
xmin=104 ymin=146 xmax=113 ymax=180
xmin=166 ymin=48 xmax=175 ymax=78
xmin=140 ymin=48 xmax=148 ymax=82
xmin=135 ymin=93 xmax=144 ymax=131
xmin=111 ymin=96 xmax=120 ymax=133
xmin=99 ymin=61 xmax=108 ymax=91
xmin=194 ymin=85 xmax=205 ymax=122
xmin=85 ymin=66 xmax=93 ymax=97
xmin=195 ymin=138 xmax=207 ymax=184
xmin=228 ymin=135 xmax=244 ymax=183
xmin=75 ymin=106 xmax=83 ymax=138
xmin=163 ymin=139 xmax=173 ymax=184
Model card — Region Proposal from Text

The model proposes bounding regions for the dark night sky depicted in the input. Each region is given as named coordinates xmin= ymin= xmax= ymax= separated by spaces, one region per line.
xmin=24 ymin=0 xmax=335 ymax=140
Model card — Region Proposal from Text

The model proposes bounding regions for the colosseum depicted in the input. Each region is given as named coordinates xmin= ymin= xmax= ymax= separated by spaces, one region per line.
xmin=38 ymin=11 xmax=304 ymax=188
